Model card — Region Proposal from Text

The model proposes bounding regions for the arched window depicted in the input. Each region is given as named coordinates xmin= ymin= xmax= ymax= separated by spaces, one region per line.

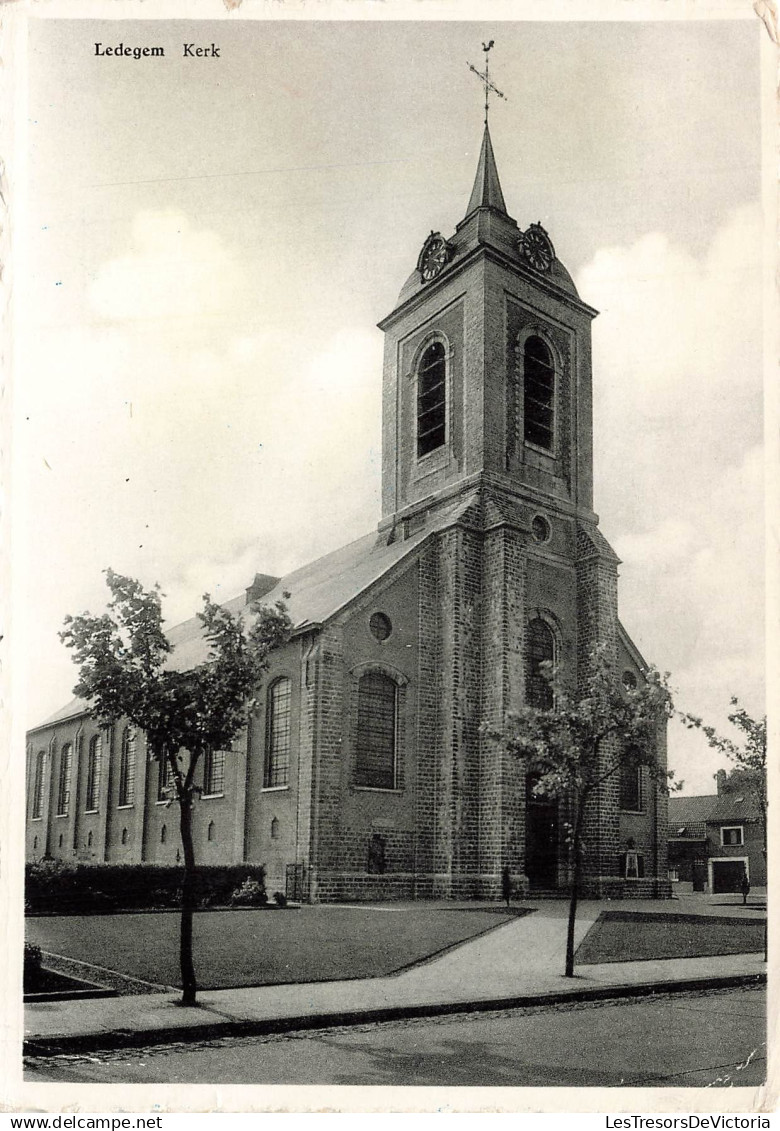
xmin=87 ymin=830 xmax=93 ymax=848
xmin=118 ymin=727 xmax=136 ymax=807
xmin=33 ymin=836 xmax=38 ymax=852
xmin=203 ymin=748 xmax=225 ymax=796
xmin=264 ymin=678 xmax=291 ymax=788
xmin=620 ymin=756 xmax=643 ymax=812
xmin=524 ymin=336 xmax=555 ymax=450
xmin=270 ymin=817 xmax=280 ymax=840
xmin=160 ymin=824 xmax=167 ymax=844
xmin=58 ymin=833 xmax=63 ymax=848
xmin=207 ymin=820 xmax=215 ymax=842
xmin=417 ymin=341 xmax=446 ymax=458
xmin=32 ymin=751 xmax=45 ymax=819
xmin=86 ymin=735 xmax=102 ymax=812
xmin=121 ymin=827 xmax=128 ymax=845
xmin=56 ymin=743 xmax=72 ymax=816
xmin=157 ymin=754 xmax=172 ymax=801
xmin=355 ymin=671 xmax=397 ymax=789
xmin=526 ymin=619 xmax=555 ymax=710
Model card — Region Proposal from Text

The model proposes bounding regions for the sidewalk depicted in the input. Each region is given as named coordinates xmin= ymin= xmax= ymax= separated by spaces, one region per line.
xmin=24 ymin=896 xmax=767 ymax=1056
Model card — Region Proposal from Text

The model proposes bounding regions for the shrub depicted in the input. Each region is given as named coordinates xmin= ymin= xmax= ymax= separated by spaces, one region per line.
xmin=24 ymin=943 xmax=42 ymax=981
xmin=273 ymin=890 xmax=288 ymax=907
xmin=25 ymin=863 xmax=268 ymax=914
xmin=230 ymin=874 xmax=268 ymax=906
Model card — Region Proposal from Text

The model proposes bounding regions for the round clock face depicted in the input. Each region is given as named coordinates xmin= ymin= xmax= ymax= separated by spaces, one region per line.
xmin=419 ymin=236 xmax=449 ymax=282
xmin=521 ymin=226 xmax=554 ymax=273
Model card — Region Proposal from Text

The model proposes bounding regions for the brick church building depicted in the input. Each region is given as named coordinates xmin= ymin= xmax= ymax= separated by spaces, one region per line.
xmin=26 ymin=124 xmax=670 ymax=902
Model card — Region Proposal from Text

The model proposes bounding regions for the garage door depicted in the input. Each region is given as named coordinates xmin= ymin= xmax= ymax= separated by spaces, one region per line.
xmin=712 ymin=859 xmax=746 ymax=894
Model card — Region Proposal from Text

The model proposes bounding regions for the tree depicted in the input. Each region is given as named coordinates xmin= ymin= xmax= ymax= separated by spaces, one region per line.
xmin=60 ymin=569 xmax=292 ymax=1006
xmin=488 ymin=644 xmax=674 ymax=977
xmin=680 ymin=698 xmax=767 ymax=880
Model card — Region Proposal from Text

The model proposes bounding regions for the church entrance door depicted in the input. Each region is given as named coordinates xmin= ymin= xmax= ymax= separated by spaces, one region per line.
xmin=526 ymin=778 xmax=559 ymax=890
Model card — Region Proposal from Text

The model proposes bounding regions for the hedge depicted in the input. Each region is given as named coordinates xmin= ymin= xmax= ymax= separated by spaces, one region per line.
xmin=26 ymin=860 xmax=268 ymax=915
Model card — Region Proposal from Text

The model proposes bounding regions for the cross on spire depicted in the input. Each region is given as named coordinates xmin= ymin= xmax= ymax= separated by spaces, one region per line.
xmin=467 ymin=40 xmax=506 ymax=125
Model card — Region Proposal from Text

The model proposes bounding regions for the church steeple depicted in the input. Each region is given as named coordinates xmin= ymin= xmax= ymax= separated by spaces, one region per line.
xmin=465 ymin=124 xmax=507 ymax=218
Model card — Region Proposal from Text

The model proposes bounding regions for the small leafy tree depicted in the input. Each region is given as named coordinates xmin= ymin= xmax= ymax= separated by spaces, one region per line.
xmin=680 ymin=698 xmax=767 ymax=884
xmin=60 ymin=569 xmax=291 ymax=1006
xmin=488 ymin=643 xmax=674 ymax=977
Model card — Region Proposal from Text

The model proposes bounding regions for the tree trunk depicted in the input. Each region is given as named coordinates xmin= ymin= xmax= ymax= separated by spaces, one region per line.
xmin=178 ymin=791 xmax=198 ymax=1006
xmin=565 ymin=800 xmax=586 ymax=978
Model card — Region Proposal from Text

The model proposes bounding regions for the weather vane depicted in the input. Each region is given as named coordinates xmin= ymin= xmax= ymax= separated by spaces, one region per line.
xmin=467 ymin=40 xmax=506 ymax=126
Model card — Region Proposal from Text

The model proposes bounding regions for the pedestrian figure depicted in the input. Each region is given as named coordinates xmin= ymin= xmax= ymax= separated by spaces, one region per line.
xmin=501 ymin=864 xmax=512 ymax=908
xmin=740 ymin=872 xmax=751 ymax=905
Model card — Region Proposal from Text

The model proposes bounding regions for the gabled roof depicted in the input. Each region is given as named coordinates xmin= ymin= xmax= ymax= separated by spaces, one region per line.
xmin=668 ymin=794 xmax=720 ymax=825
xmin=29 ymin=491 xmax=483 ymax=733
xmin=668 ymin=792 xmax=760 ymax=826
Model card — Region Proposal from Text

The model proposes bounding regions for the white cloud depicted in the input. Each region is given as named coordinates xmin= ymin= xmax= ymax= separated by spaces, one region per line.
xmin=578 ymin=206 xmax=764 ymax=794
xmin=24 ymin=211 xmax=383 ymax=725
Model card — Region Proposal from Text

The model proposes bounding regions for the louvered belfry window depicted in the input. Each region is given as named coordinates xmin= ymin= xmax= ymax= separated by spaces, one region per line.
xmin=355 ymin=671 xmax=397 ymax=789
xmin=524 ymin=336 xmax=555 ymax=450
xmin=417 ymin=341 xmax=446 ymax=457
xmin=264 ymin=678 xmax=291 ymax=788
xmin=526 ymin=619 xmax=555 ymax=710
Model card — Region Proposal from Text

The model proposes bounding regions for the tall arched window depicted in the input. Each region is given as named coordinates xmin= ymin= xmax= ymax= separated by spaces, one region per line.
xmin=264 ymin=678 xmax=291 ymax=788
xmin=355 ymin=671 xmax=397 ymax=790
xmin=524 ymin=336 xmax=555 ymax=450
xmin=56 ymin=743 xmax=72 ymax=816
xmin=526 ymin=618 xmax=555 ymax=710
xmin=118 ymin=727 xmax=136 ymax=807
xmin=32 ymin=751 xmax=45 ymax=819
xmin=417 ymin=341 xmax=446 ymax=457
xmin=85 ymin=734 xmax=102 ymax=812
xmin=203 ymin=748 xmax=225 ymax=796
xmin=157 ymin=753 xmax=172 ymax=801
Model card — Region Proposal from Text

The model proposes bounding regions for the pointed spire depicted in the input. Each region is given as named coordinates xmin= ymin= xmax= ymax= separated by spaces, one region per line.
xmin=465 ymin=124 xmax=507 ymax=218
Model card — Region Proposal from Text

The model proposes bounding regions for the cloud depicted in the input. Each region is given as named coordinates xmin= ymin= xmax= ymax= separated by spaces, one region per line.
xmin=88 ymin=211 xmax=238 ymax=326
xmin=24 ymin=211 xmax=383 ymax=724
xmin=578 ymin=205 xmax=764 ymax=793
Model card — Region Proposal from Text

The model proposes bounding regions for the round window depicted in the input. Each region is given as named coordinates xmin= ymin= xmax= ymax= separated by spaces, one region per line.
xmin=369 ymin=612 xmax=392 ymax=642
xmin=531 ymin=514 xmax=551 ymax=544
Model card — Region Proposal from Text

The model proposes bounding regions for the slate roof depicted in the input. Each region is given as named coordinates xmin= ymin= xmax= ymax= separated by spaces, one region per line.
xmin=466 ymin=124 xmax=508 ymax=217
xmin=29 ymin=492 xmax=482 ymax=733
xmin=668 ymin=792 xmax=760 ymax=828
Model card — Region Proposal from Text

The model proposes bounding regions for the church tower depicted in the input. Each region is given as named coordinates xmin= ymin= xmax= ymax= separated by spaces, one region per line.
xmin=378 ymin=120 xmax=598 ymax=535
xmin=375 ymin=118 xmax=663 ymax=899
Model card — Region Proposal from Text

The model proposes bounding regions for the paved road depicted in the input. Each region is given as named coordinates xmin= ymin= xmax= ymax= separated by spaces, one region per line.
xmin=25 ymin=986 xmax=766 ymax=1088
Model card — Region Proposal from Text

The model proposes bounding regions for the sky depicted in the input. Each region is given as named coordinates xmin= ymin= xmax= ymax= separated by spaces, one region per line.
xmin=20 ymin=17 xmax=765 ymax=794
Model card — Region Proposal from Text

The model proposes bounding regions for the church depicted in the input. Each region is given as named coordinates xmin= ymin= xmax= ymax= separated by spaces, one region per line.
xmin=25 ymin=117 xmax=670 ymax=903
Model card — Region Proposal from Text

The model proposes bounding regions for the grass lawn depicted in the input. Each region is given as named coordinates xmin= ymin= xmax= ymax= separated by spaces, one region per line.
xmin=26 ymin=905 xmax=527 ymax=989
xmin=575 ymin=910 xmax=766 ymax=965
